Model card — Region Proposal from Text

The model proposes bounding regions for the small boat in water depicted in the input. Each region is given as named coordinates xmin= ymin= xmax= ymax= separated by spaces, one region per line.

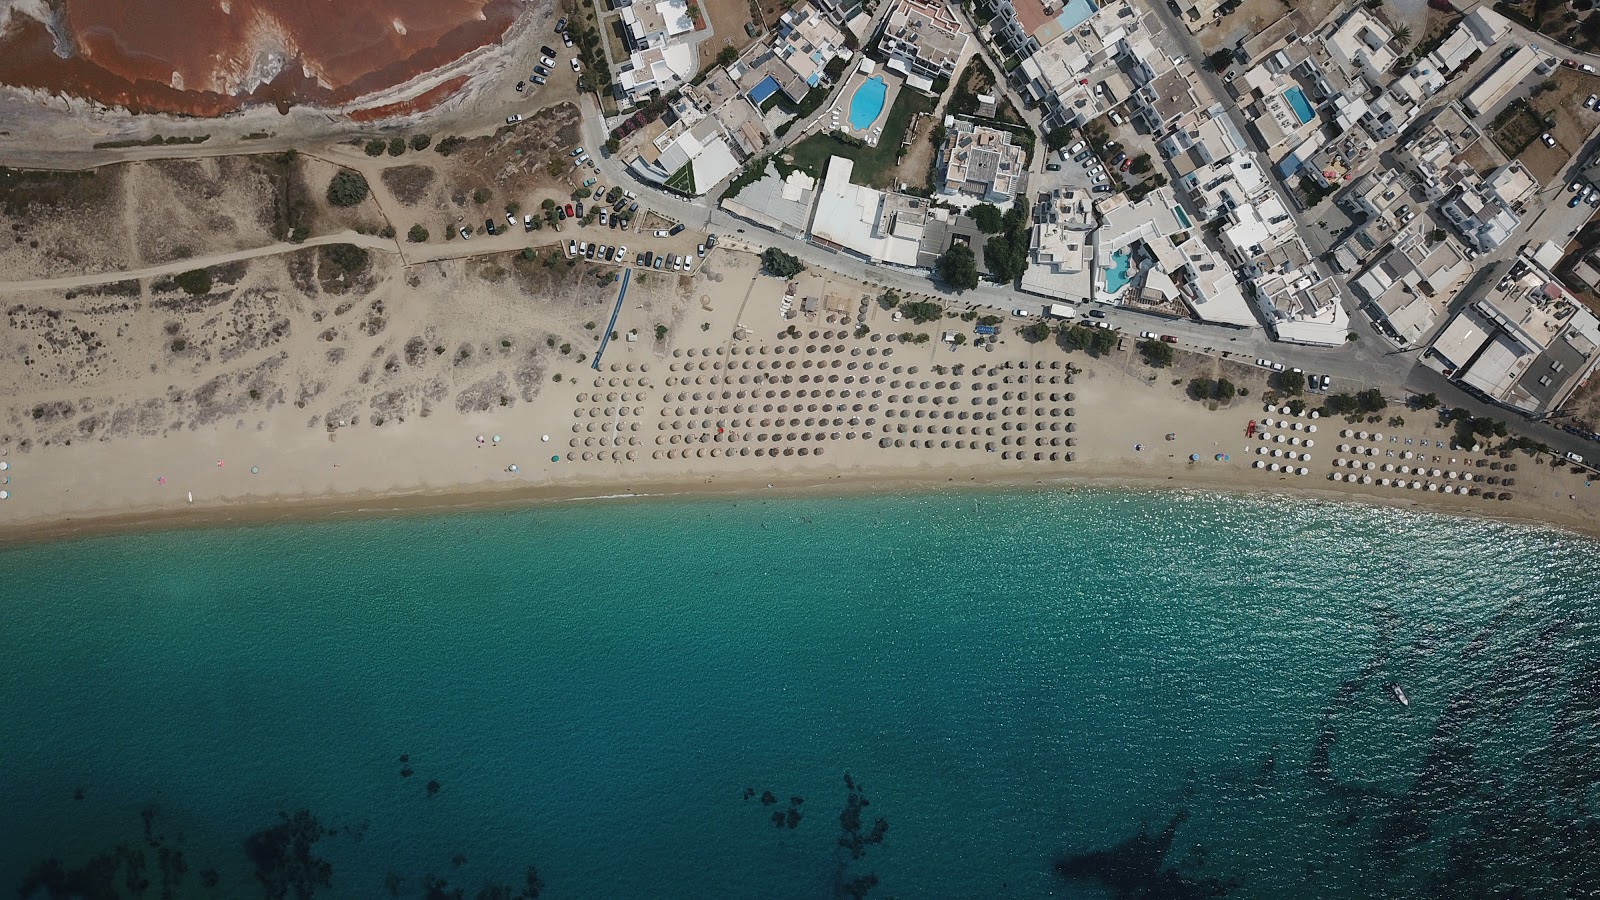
xmin=1389 ymin=683 xmax=1409 ymax=707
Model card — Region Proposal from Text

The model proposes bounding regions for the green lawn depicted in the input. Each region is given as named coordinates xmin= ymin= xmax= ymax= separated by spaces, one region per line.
xmin=785 ymin=87 xmax=937 ymax=188
xmin=664 ymin=162 xmax=697 ymax=194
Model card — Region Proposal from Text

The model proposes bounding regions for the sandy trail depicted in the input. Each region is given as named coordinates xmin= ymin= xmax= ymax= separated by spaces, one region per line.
xmin=0 ymin=230 xmax=397 ymax=292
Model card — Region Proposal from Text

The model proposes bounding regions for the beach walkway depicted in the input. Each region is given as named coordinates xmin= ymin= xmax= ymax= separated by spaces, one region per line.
xmin=591 ymin=267 xmax=632 ymax=370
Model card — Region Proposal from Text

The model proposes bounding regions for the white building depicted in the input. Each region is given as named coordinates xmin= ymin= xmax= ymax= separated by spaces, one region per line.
xmin=1021 ymin=188 xmax=1096 ymax=302
xmin=807 ymin=156 xmax=926 ymax=266
xmin=938 ymin=120 xmax=1026 ymax=203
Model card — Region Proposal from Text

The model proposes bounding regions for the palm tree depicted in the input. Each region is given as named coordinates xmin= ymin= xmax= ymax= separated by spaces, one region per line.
xmin=1393 ymin=25 xmax=1413 ymax=49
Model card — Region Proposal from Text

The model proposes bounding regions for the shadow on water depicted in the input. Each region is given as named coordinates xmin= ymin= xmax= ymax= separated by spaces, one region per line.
xmin=1059 ymin=594 xmax=1600 ymax=896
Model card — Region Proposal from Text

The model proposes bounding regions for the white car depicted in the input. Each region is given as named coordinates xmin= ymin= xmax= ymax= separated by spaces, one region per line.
xmin=1585 ymin=63 xmax=1597 ymax=74
xmin=1571 ymin=180 xmax=1584 ymax=193
xmin=540 ymin=55 xmax=555 ymax=67
xmin=1256 ymin=358 xmax=1274 ymax=369
xmin=506 ymin=114 xmax=522 ymax=124
xmin=1011 ymin=308 xmax=1029 ymax=317
xmin=1542 ymin=132 xmax=1557 ymax=147
xmin=615 ymin=245 xmax=627 ymax=261
xmin=1567 ymin=451 xmax=1586 ymax=464
xmin=571 ymin=58 xmax=581 ymax=72
xmin=1068 ymin=140 xmax=1085 ymax=154
xmin=507 ymin=212 xmax=517 ymax=227
xmin=654 ymin=229 xmax=669 ymax=238
xmin=1587 ymin=94 xmax=1598 ymax=109
xmin=567 ymin=239 xmax=576 ymax=256
xmin=1140 ymin=330 xmax=1158 ymax=339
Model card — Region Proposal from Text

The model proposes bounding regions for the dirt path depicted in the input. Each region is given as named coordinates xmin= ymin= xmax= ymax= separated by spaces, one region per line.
xmin=0 ymin=231 xmax=397 ymax=293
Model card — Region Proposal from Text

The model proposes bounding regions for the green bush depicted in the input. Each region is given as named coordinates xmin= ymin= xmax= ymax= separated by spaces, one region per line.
xmin=326 ymin=170 xmax=370 ymax=207
xmin=409 ymin=134 xmax=431 ymax=151
xmin=472 ymin=188 xmax=490 ymax=204
xmin=387 ymin=137 xmax=405 ymax=157
xmin=935 ymin=243 xmax=979 ymax=291
xmin=364 ymin=139 xmax=385 ymax=156
xmin=761 ymin=247 xmax=805 ymax=277
xmin=407 ymin=224 xmax=429 ymax=242
xmin=174 ymin=269 xmax=212 ymax=295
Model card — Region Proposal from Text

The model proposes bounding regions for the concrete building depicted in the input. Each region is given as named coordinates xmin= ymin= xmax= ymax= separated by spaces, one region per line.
xmin=807 ymin=156 xmax=927 ymax=266
xmin=720 ymin=163 xmax=820 ymax=238
xmin=876 ymin=0 xmax=968 ymax=89
xmin=1439 ymin=181 xmax=1521 ymax=252
xmin=1353 ymin=231 xmax=1473 ymax=346
xmin=1461 ymin=45 xmax=1545 ymax=118
xmin=1020 ymin=187 xmax=1096 ymax=303
xmin=1428 ymin=258 xmax=1600 ymax=415
xmin=773 ymin=2 xmax=852 ymax=92
xmin=1324 ymin=8 xmax=1398 ymax=88
xmin=937 ymin=120 xmax=1026 ymax=202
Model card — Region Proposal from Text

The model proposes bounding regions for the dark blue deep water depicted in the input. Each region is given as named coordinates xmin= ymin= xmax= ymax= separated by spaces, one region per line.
xmin=5 ymin=488 xmax=1600 ymax=898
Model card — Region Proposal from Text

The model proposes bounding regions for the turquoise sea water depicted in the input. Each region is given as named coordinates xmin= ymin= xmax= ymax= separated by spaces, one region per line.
xmin=6 ymin=488 xmax=1600 ymax=898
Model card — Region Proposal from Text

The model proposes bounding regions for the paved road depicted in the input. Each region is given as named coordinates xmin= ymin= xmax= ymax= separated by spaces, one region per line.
xmin=0 ymin=230 xmax=397 ymax=294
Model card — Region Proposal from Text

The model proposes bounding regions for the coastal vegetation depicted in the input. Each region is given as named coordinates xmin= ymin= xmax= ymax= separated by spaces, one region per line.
xmin=1137 ymin=337 xmax=1173 ymax=367
xmin=326 ymin=170 xmax=370 ymax=207
xmin=935 ymin=243 xmax=979 ymax=291
xmin=761 ymin=247 xmax=805 ymax=277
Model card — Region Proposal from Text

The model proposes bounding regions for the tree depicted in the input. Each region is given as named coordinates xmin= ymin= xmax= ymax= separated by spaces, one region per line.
xmin=1091 ymin=327 xmax=1118 ymax=356
xmin=506 ymin=200 xmax=521 ymax=215
xmin=387 ymin=137 xmax=405 ymax=156
xmin=605 ymin=137 xmax=621 ymax=155
xmin=1215 ymin=378 xmax=1237 ymax=402
xmin=542 ymin=198 xmax=556 ymax=210
xmin=1207 ymin=49 xmax=1234 ymax=72
xmin=935 ymin=243 xmax=980 ymax=291
xmin=1022 ymin=322 xmax=1053 ymax=342
xmin=1428 ymin=228 xmax=1446 ymax=243
xmin=903 ymin=300 xmax=945 ymax=323
xmin=326 ymin=170 xmax=370 ymax=207
xmin=1137 ymin=338 xmax=1173 ymax=367
xmin=1413 ymin=392 xmax=1440 ymax=410
xmin=953 ymin=332 xmax=967 ymax=345
xmin=435 ymin=136 xmax=467 ymax=156
xmin=1392 ymin=25 xmax=1413 ymax=48
xmin=1279 ymin=370 xmax=1305 ymax=395
xmin=878 ymin=289 xmax=901 ymax=309
xmin=546 ymin=158 xmax=566 ymax=177
xmin=364 ymin=139 xmax=385 ymax=156
xmin=407 ymin=224 xmax=429 ymax=243
xmin=379 ymin=225 xmax=396 ymax=239
xmin=409 ymin=134 xmax=431 ymax=151
xmin=1326 ymin=393 xmax=1359 ymax=416
xmin=716 ymin=45 xmax=739 ymax=68
xmin=761 ymin=247 xmax=806 ymax=277
xmin=969 ymin=203 xmax=1004 ymax=233
xmin=1130 ymin=153 xmax=1152 ymax=175
xmin=472 ymin=188 xmax=490 ymax=204
xmin=1356 ymin=388 xmax=1387 ymax=412
xmin=174 ymin=269 xmax=212 ymax=295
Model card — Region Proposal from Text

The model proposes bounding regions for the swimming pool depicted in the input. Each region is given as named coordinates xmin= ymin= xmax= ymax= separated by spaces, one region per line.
xmin=1057 ymin=0 xmax=1099 ymax=30
xmin=1283 ymin=86 xmax=1315 ymax=124
xmin=747 ymin=75 xmax=782 ymax=105
xmin=849 ymin=76 xmax=888 ymax=131
xmin=1105 ymin=249 xmax=1133 ymax=294
xmin=1173 ymin=205 xmax=1193 ymax=229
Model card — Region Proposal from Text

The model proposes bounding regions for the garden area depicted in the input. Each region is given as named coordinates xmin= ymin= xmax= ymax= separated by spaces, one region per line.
xmin=784 ymin=88 xmax=937 ymax=189
xmin=1489 ymin=98 xmax=1548 ymax=156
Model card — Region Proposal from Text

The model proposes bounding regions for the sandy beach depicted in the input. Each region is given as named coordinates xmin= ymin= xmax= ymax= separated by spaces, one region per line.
xmin=3 ymin=242 xmax=1598 ymax=546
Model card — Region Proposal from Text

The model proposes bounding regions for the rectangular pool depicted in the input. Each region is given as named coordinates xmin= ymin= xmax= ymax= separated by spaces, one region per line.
xmin=748 ymin=75 xmax=781 ymax=105
xmin=1283 ymin=86 xmax=1315 ymax=125
xmin=1057 ymin=0 xmax=1099 ymax=31
xmin=1173 ymin=205 xmax=1193 ymax=229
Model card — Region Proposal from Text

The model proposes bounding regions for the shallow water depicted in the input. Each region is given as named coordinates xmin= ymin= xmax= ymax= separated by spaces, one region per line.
xmin=4 ymin=488 xmax=1600 ymax=898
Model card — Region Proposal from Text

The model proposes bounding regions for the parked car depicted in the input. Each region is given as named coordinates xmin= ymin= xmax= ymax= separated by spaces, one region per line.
xmin=1571 ymin=180 xmax=1585 ymax=192
xmin=571 ymin=58 xmax=581 ymax=71
xmin=1564 ymin=57 xmax=1578 ymax=68
xmin=555 ymin=16 xmax=567 ymax=31
xmin=531 ymin=75 xmax=547 ymax=85
xmin=534 ymin=65 xmax=549 ymax=77
xmin=524 ymin=214 xmax=535 ymax=232
xmin=1160 ymin=335 xmax=1177 ymax=344
xmin=584 ymin=244 xmax=595 ymax=259
xmin=1074 ymin=150 xmax=1091 ymax=162
xmin=1256 ymin=358 xmax=1274 ymax=369
xmin=575 ymin=201 xmax=584 ymax=217
xmin=515 ymin=81 xmax=525 ymax=91
xmin=505 ymin=114 xmax=521 ymax=124
xmin=653 ymin=256 xmax=664 ymax=269
xmin=643 ymin=251 xmax=654 ymax=267
xmin=1011 ymin=308 xmax=1029 ymax=317
xmin=1318 ymin=374 xmax=1331 ymax=389
xmin=1588 ymin=94 xmax=1598 ymax=109
xmin=568 ymin=240 xmax=577 ymax=256
xmin=1089 ymin=309 xmax=1106 ymax=318
xmin=459 ymin=226 xmax=471 ymax=240
xmin=1585 ymin=64 xmax=1597 ymax=74
xmin=1120 ymin=158 xmax=1133 ymax=171
xmin=1068 ymin=140 xmax=1085 ymax=154
xmin=1542 ymin=132 xmax=1557 ymax=147
xmin=563 ymin=33 xmax=573 ymax=47
xmin=1140 ymin=330 xmax=1158 ymax=339
xmin=1571 ymin=193 xmax=1583 ymax=209
xmin=654 ymin=229 xmax=669 ymax=237
xmin=485 ymin=218 xmax=497 ymax=235
xmin=1046 ymin=163 xmax=1062 ymax=171
xmin=668 ymin=223 xmax=686 ymax=236
xmin=582 ymin=177 xmax=597 ymax=187
xmin=1567 ymin=451 xmax=1585 ymax=464
xmin=697 ymin=243 xmax=706 ymax=256
xmin=1093 ymin=184 xmax=1113 ymax=193
xmin=571 ymin=147 xmax=584 ymax=157
xmin=540 ymin=45 xmax=555 ymax=57
xmin=598 ymin=209 xmax=608 ymax=226
xmin=564 ymin=203 xmax=574 ymax=217
xmin=539 ymin=55 xmax=555 ymax=67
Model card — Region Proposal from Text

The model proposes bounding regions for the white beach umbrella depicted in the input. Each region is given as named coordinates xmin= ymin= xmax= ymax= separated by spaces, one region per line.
xmin=1361 ymin=475 xmax=1372 ymax=484
xmin=1334 ymin=457 xmax=1345 ymax=466
xmin=1341 ymin=429 xmax=1351 ymax=438
xmin=1310 ymin=410 xmax=1320 ymax=418
xmin=1373 ymin=433 xmax=1384 ymax=441
xmin=1382 ymin=463 xmax=1393 ymax=472
xmin=1275 ymin=434 xmax=1285 ymax=443
xmin=1257 ymin=446 xmax=1268 ymax=455
xmin=1272 ymin=448 xmax=1282 ymax=457
xmin=1280 ymin=406 xmax=1292 ymax=415
xmin=1304 ymin=439 xmax=1315 ymax=448
xmin=1291 ymin=422 xmax=1303 ymax=431
xmin=1430 ymin=468 xmax=1442 ymax=477
xmin=0 ymin=461 xmax=7 ymax=470
xmin=1254 ymin=460 xmax=1265 ymax=469
xmin=1290 ymin=437 xmax=1302 ymax=446
xmin=0 ymin=490 xmax=7 ymax=499
xmin=1258 ymin=431 xmax=1272 ymax=440
xmin=1443 ymin=484 xmax=1456 ymax=494
xmin=1447 ymin=470 xmax=1459 ymax=479
xmin=1339 ymin=443 xmax=1350 ymax=452
xmin=1302 ymin=454 xmax=1313 ymax=463
xmin=1262 ymin=418 xmax=1276 ymax=428
xmin=1427 ymin=483 xmax=1438 ymax=492
xmin=1462 ymin=473 xmax=1473 ymax=482
xmin=1270 ymin=463 xmax=1281 ymax=472
xmin=1297 ymin=467 xmax=1308 ymax=475
xmin=1307 ymin=424 xmax=1317 ymax=433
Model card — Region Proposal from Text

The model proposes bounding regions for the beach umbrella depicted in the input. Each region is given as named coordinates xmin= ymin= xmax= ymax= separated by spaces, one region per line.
xmin=508 ymin=465 xmax=520 ymax=473
xmin=1271 ymin=449 xmax=1282 ymax=458
xmin=1270 ymin=463 xmax=1281 ymax=472
xmin=1427 ymin=483 xmax=1438 ymax=492
xmin=1254 ymin=460 xmax=1265 ymax=469
xmin=1361 ymin=476 xmax=1372 ymax=484
xmin=0 ymin=490 xmax=7 ymax=499
xmin=1279 ymin=406 xmax=1291 ymax=415
xmin=1296 ymin=467 xmax=1308 ymax=475
xmin=1304 ymin=439 xmax=1315 ymax=448
xmin=1257 ymin=447 xmax=1268 ymax=455
xmin=477 ymin=435 xmax=486 ymax=444
xmin=1190 ymin=453 xmax=1201 ymax=462
xmin=0 ymin=461 xmax=8 ymax=470
xmin=1310 ymin=411 xmax=1320 ymax=418
xmin=1306 ymin=425 xmax=1317 ymax=433
xmin=1373 ymin=433 xmax=1384 ymax=441
xmin=1443 ymin=484 xmax=1456 ymax=494
xmin=551 ymin=455 xmax=560 ymax=462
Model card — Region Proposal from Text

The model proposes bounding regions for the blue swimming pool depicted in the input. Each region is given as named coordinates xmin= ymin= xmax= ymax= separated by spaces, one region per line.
xmin=1105 ymin=249 xmax=1133 ymax=294
xmin=1173 ymin=205 xmax=1193 ymax=228
xmin=1057 ymin=0 xmax=1099 ymax=30
xmin=1283 ymin=86 xmax=1315 ymax=124
xmin=849 ymin=76 xmax=888 ymax=130
xmin=748 ymin=75 xmax=781 ymax=105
